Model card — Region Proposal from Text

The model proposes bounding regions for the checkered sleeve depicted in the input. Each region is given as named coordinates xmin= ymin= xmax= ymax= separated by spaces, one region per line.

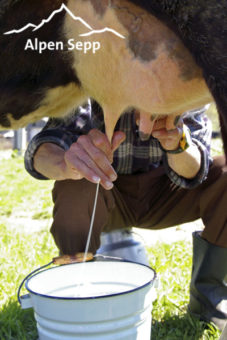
xmin=24 ymin=101 xmax=98 ymax=180
xmin=162 ymin=107 xmax=213 ymax=189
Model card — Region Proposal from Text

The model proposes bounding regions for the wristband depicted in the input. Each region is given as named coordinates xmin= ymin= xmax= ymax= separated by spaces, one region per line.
xmin=165 ymin=125 xmax=191 ymax=154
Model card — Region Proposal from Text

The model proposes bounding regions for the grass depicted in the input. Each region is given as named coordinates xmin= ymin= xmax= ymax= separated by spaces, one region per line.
xmin=149 ymin=242 xmax=220 ymax=339
xmin=0 ymin=134 xmax=223 ymax=339
xmin=0 ymin=151 xmax=53 ymax=220
xmin=0 ymin=224 xmax=220 ymax=339
xmin=0 ymin=224 xmax=57 ymax=340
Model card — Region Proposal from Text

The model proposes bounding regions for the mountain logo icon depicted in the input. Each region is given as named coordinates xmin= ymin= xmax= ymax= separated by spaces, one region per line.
xmin=4 ymin=3 xmax=125 ymax=39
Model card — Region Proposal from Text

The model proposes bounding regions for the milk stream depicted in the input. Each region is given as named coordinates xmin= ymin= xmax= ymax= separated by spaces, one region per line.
xmin=76 ymin=181 xmax=100 ymax=297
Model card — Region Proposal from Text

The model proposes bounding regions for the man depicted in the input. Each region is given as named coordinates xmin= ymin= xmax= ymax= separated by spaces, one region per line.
xmin=25 ymin=100 xmax=227 ymax=330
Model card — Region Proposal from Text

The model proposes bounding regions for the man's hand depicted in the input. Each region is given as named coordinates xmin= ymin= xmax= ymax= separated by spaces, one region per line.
xmin=151 ymin=115 xmax=183 ymax=151
xmin=64 ymin=129 xmax=125 ymax=189
xmin=136 ymin=111 xmax=183 ymax=150
xmin=34 ymin=129 xmax=125 ymax=190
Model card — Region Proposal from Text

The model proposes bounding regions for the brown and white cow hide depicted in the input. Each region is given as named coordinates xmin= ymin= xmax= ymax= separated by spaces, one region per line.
xmin=0 ymin=0 xmax=225 ymax=158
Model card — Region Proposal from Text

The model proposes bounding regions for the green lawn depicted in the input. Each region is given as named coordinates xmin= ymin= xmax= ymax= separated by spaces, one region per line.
xmin=0 ymin=138 xmax=223 ymax=339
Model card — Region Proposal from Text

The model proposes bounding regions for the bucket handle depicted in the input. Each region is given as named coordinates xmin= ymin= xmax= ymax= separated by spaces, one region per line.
xmin=17 ymin=253 xmax=93 ymax=307
xmin=17 ymin=261 xmax=53 ymax=307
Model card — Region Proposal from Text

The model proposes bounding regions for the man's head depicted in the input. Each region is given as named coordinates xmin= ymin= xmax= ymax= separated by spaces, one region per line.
xmin=0 ymin=0 xmax=211 ymax=141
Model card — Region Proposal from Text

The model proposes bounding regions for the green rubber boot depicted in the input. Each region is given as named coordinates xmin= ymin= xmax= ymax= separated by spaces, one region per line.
xmin=188 ymin=231 xmax=227 ymax=331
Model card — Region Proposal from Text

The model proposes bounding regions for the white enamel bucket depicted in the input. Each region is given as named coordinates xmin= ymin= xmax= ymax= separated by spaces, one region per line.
xmin=18 ymin=257 xmax=157 ymax=340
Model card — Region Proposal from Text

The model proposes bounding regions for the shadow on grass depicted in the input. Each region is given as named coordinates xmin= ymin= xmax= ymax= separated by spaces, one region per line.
xmin=152 ymin=312 xmax=219 ymax=340
xmin=0 ymin=300 xmax=37 ymax=340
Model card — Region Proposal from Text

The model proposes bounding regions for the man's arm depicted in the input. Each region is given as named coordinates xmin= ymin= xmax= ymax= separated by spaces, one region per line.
xmin=167 ymin=145 xmax=201 ymax=179
xmin=33 ymin=129 xmax=125 ymax=190
xmin=152 ymin=115 xmax=201 ymax=179
xmin=25 ymin=100 xmax=102 ymax=180
xmin=33 ymin=143 xmax=72 ymax=181
xmin=151 ymin=109 xmax=212 ymax=187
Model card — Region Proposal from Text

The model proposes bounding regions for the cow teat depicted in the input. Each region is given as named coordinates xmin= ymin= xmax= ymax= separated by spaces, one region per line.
xmin=103 ymin=107 xmax=122 ymax=143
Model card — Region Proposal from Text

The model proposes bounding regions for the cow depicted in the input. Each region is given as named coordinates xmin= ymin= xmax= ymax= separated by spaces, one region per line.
xmin=0 ymin=0 xmax=226 ymax=157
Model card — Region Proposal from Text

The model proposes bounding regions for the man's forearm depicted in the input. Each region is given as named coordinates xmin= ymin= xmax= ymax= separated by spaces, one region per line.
xmin=34 ymin=143 xmax=67 ymax=180
xmin=167 ymin=143 xmax=201 ymax=179
xmin=32 ymin=130 xmax=124 ymax=189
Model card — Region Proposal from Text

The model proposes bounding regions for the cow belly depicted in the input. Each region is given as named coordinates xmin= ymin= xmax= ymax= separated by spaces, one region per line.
xmin=65 ymin=0 xmax=212 ymax=141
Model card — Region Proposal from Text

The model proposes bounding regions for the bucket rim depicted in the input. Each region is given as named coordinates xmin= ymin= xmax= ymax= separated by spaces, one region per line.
xmin=25 ymin=260 xmax=157 ymax=301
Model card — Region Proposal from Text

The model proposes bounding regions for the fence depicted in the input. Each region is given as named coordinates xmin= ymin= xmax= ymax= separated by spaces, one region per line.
xmin=0 ymin=119 xmax=47 ymax=153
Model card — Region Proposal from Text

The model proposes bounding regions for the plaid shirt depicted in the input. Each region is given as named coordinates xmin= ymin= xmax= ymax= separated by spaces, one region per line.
xmin=25 ymin=101 xmax=212 ymax=189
